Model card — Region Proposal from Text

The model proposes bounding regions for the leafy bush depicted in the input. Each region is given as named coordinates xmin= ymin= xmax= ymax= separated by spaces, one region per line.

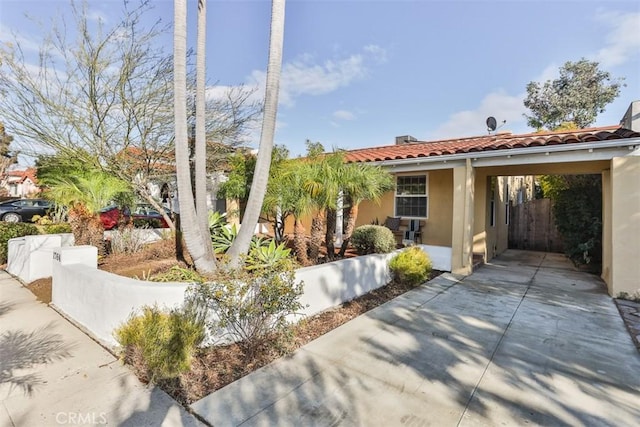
xmin=0 ymin=223 xmax=40 ymax=264
xmin=150 ymin=266 xmax=205 ymax=283
xmin=351 ymin=224 xmax=396 ymax=255
xmin=114 ymin=303 xmax=206 ymax=382
xmin=211 ymin=224 xmax=238 ymax=254
xmin=32 ymin=214 xmax=53 ymax=225
xmin=38 ymin=223 xmax=72 ymax=234
xmin=208 ymin=211 xmax=227 ymax=236
xmin=108 ymin=226 xmax=149 ymax=255
xmin=189 ymin=258 xmax=304 ymax=354
xmin=246 ymin=239 xmax=292 ymax=271
xmin=389 ymin=246 xmax=432 ymax=287
xmin=546 ymin=175 xmax=602 ymax=267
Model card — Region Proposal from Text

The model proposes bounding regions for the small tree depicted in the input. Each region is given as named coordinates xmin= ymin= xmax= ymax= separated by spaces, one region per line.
xmin=0 ymin=0 xmax=259 ymax=235
xmin=45 ymin=169 xmax=133 ymax=253
xmin=524 ymin=59 xmax=624 ymax=130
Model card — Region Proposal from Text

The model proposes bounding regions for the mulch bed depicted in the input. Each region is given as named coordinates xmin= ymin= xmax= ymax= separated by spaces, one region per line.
xmin=614 ymin=298 xmax=640 ymax=352
xmin=157 ymin=270 xmax=442 ymax=406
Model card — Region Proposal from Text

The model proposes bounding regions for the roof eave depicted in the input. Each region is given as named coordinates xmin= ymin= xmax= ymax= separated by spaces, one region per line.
xmin=364 ymin=137 xmax=640 ymax=171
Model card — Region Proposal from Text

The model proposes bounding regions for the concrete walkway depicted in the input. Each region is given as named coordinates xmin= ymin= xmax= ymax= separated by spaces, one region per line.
xmin=192 ymin=250 xmax=640 ymax=426
xmin=0 ymin=271 xmax=204 ymax=427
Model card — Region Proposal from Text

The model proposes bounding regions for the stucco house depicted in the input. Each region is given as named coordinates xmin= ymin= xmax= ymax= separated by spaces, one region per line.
xmin=0 ymin=167 xmax=40 ymax=198
xmin=339 ymin=101 xmax=640 ymax=297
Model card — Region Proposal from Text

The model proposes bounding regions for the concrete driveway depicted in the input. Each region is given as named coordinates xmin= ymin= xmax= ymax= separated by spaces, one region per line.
xmin=192 ymin=250 xmax=640 ymax=426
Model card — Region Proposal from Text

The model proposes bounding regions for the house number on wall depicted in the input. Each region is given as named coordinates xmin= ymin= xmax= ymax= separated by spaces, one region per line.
xmin=53 ymin=252 xmax=61 ymax=262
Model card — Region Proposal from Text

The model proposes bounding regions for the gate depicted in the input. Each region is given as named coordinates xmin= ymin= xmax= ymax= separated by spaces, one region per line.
xmin=509 ymin=198 xmax=564 ymax=253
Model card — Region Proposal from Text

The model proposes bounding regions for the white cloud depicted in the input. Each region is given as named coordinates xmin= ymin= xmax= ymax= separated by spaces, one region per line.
xmin=246 ymin=45 xmax=387 ymax=107
xmin=429 ymin=90 xmax=527 ymax=140
xmin=592 ymin=11 xmax=640 ymax=68
xmin=332 ymin=110 xmax=356 ymax=121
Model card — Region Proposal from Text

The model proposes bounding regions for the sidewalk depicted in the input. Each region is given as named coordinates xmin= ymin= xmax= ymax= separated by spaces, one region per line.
xmin=0 ymin=271 xmax=204 ymax=427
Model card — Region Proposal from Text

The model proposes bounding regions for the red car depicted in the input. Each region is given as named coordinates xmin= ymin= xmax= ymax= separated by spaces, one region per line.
xmin=99 ymin=204 xmax=171 ymax=230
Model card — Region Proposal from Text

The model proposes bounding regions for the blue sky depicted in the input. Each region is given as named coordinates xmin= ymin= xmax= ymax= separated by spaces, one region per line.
xmin=1 ymin=0 xmax=639 ymax=157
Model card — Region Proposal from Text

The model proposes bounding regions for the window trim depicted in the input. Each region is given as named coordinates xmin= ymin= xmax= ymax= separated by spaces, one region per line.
xmin=394 ymin=174 xmax=429 ymax=218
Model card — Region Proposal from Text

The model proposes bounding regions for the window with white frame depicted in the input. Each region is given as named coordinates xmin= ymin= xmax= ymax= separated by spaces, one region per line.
xmin=395 ymin=175 xmax=428 ymax=217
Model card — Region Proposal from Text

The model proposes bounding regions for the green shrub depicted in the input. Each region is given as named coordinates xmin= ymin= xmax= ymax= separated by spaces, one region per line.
xmin=351 ymin=224 xmax=396 ymax=255
xmin=208 ymin=211 xmax=227 ymax=236
xmin=389 ymin=246 xmax=432 ymax=287
xmin=246 ymin=239 xmax=292 ymax=271
xmin=108 ymin=226 xmax=149 ymax=255
xmin=189 ymin=258 xmax=304 ymax=354
xmin=38 ymin=223 xmax=72 ymax=234
xmin=150 ymin=266 xmax=205 ymax=283
xmin=0 ymin=223 xmax=40 ymax=264
xmin=211 ymin=224 xmax=239 ymax=254
xmin=114 ymin=303 xmax=206 ymax=382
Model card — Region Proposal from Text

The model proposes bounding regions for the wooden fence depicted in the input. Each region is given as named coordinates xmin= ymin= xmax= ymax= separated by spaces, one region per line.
xmin=508 ymin=198 xmax=564 ymax=253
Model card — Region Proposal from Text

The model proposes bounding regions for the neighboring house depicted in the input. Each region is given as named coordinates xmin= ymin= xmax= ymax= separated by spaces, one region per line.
xmin=339 ymin=100 xmax=640 ymax=297
xmin=0 ymin=167 xmax=40 ymax=198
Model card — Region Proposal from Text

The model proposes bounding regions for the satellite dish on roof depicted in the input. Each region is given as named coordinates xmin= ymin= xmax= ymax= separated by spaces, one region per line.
xmin=486 ymin=116 xmax=497 ymax=132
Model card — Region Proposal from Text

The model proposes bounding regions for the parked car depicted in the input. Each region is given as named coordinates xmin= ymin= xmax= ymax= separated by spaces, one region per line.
xmin=0 ymin=198 xmax=53 ymax=223
xmin=99 ymin=204 xmax=171 ymax=230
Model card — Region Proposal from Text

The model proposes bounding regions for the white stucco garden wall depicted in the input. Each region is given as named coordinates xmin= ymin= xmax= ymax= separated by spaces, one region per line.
xmin=45 ymin=243 xmax=451 ymax=348
xmin=50 ymin=246 xmax=190 ymax=347
xmin=7 ymin=234 xmax=75 ymax=282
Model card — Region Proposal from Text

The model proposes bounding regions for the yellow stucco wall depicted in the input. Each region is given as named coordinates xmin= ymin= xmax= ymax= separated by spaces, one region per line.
xmin=471 ymin=170 xmax=509 ymax=262
xmin=357 ymin=169 xmax=454 ymax=246
xmin=609 ymin=156 xmax=640 ymax=296
xmin=601 ymin=169 xmax=612 ymax=292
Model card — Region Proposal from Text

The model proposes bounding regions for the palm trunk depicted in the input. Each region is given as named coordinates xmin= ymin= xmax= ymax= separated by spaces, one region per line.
xmin=227 ymin=0 xmax=286 ymax=266
xmin=308 ymin=210 xmax=324 ymax=264
xmin=195 ymin=0 xmax=212 ymax=246
xmin=174 ymin=0 xmax=216 ymax=275
xmin=325 ymin=208 xmax=337 ymax=261
xmin=293 ymin=218 xmax=309 ymax=266
xmin=339 ymin=203 xmax=359 ymax=257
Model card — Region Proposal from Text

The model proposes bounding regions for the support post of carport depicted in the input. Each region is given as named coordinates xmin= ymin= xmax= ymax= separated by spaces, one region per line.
xmin=605 ymin=156 xmax=640 ymax=296
xmin=451 ymin=159 xmax=475 ymax=275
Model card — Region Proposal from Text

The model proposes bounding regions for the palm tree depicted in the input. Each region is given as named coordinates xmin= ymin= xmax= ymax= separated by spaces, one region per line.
xmin=339 ymin=164 xmax=394 ymax=256
xmin=46 ymin=171 xmax=132 ymax=254
xmin=227 ymin=0 xmax=286 ymax=265
xmin=303 ymin=150 xmax=343 ymax=263
xmin=174 ymin=0 xmax=216 ymax=274
xmin=195 ymin=0 xmax=215 ymax=262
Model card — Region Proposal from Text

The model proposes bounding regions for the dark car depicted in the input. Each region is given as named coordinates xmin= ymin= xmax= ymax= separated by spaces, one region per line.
xmin=100 ymin=204 xmax=171 ymax=230
xmin=0 ymin=198 xmax=53 ymax=223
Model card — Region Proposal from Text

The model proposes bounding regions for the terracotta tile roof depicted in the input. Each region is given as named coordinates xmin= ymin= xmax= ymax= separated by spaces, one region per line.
xmin=6 ymin=167 xmax=38 ymax=184
xmin=344 ymin=125 xmax=640 ymax=163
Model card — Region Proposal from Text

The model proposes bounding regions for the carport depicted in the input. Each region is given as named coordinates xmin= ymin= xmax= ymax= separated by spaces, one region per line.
xmin=349 ymin=101 xmax=640 ymax=297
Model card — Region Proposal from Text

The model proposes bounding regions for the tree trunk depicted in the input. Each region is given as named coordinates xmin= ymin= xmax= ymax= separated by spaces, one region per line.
xmin=339 ymin=203 xmax=359 ymax=257
xmin=325 ymin=208 xmax=336 ymax=261
xmin=308 ymin=211 xmax=324 ymax=264
xmin=293 ymin=218 xmax=309 ymax=266
xmin=173 ymin=0 xmax=216 ymax=275
xmin=195 ymin=0 xmax=213 ymax=250
xmin=227 ymin=0 xmax=286 ymax=266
